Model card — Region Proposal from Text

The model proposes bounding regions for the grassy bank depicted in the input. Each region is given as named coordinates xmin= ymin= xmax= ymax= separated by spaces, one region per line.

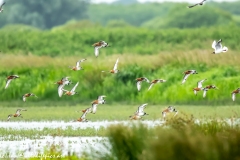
xmin=1 ymin=105 xmax=239 ymax=122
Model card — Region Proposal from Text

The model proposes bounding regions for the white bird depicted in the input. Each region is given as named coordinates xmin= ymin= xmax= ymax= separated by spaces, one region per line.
xmin=212 ymin=39 xmax=228 ymax=54
xmin=188 ymin=0 xmax=206 ymax=8
xmin=0 ymin=0 xmax=5 ymax=13
xmin=62 ymin=82 xmax=79 ymax=96
xmin=69 ymin=59 xmax=87 ymax=71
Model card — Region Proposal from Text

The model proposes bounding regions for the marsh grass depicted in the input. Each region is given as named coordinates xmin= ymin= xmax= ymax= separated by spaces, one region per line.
xmin=97 ymin=116 xmax=240 ymax=160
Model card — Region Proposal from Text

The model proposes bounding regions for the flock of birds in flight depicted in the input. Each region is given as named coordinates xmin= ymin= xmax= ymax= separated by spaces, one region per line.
xmin=2 ymin=0 xmax=240 ymax=122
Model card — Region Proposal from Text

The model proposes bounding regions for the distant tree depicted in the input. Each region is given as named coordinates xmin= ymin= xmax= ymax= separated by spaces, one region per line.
xmin=1 ymin=0 xmax=89 ymax=29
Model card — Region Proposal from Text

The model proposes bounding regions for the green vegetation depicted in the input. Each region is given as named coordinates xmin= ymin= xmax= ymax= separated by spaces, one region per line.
xmin=1 ymin=105 xmax=239 ymax=121
xmin=96 ymin=116 xmax=240 ymax=160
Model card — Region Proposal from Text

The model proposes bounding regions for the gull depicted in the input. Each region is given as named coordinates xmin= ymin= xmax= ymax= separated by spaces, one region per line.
xmin=62 ymin=82 xmax=79 ymax=96
xmin=136 ymin=77 xmax=150 ymax=91
xmin=162 ymin=106 xmax=178 ymax=120
xmin=148 ymin=79 xmax=167 ymax=91
xmin=54 ymin=77 xmax=72 ymax=97
xmin=75 ymin=108 xmax=91 ymax=122
xmin=188 ymin=0 xmax=206 ymax=8
xmin=92 ymin=41 xmax=110 ymax=57
xmin=102 ymin=58 xmax=119 ymax=74
xmin=91 ymin=95 xmax=106 ymax=114
xmin=231 ymin=88 xmax=240 ymax=101
xmin=7 ymin=109 xmax=27 ymax=121
xmin=69 ymin=59 xmax=87 ymax=71
xmin=0 ymin=0 xmax=5 ymax=13
xmin=203 ymin=85 xmax=218 ymax=98
xmin=5 ymin=75 xmax=19 ymax=89
xmin=22 ymin=93 xmax=37 ymax=102
xmin=212 ymin=39 xmax=228 ymax=54
xmin=182 ymin=70 xmax=198 ymax=84
xmin=193 ymin=79 xmax=207 ymax=95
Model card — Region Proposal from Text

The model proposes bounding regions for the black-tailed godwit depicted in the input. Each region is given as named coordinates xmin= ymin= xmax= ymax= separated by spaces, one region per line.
xmin=7 ymin=109 xmax=27 ymax=121
xmin=148 ymin=79 xmax=166 ymax=91
xmin=22 ymin=93 xmax=37 ymax=102
xmin=5 ymin=75 xmax=19 ymax=89
xmin=162 ymin=106 xmax=178 ymax=120
xmin=136 ymin=77 xmax=150 ymax=91
xmin=182 ymin=70 xmax=198 ymax=84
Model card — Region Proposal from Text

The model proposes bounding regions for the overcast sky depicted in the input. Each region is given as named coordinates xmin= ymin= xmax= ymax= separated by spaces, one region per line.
xmin=91 ymin=0 xmax=238 ymax=3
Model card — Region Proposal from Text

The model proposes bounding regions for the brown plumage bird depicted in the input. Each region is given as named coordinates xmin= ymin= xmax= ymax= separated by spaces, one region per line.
xmin=5 ymin=75 xmax=19 ymax=89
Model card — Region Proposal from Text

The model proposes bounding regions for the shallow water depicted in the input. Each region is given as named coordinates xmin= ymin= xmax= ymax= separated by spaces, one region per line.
xmin=0 ymin=136 xmax=109 ymax=158
xmin=0 ymin=120 xmax=165 ymax=130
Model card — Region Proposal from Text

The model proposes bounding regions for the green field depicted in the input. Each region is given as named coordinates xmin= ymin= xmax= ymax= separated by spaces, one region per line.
xmin=1 ymin=105 xmax=239 ymax=122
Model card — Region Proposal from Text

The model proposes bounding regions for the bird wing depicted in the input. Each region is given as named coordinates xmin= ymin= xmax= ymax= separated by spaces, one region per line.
xmin=212 ymin=40 xmax=217 ymax=49
xmin=203 ymin=89 xmax=208 ymax=98
xmin=215 ymin=40 xmax=223 ymax=51
xmin=5 ymin=79 xmax=12 ymax=89
xmin=76 ymin=61 xmax=80 ymax=68
xmin=182 ymin=74 xmax=190 ymax=84
xmin=136 ymin=81 xmax=142 ymax=91
xmin=58 ymin=85 xmax=64 ymax=97
xmin=143 ymin=77 xmax=150 ymax=83
xmin=80 ymin=111 xmax=88 ymax=119
xmin=148 ymin=83 xmax=155 ymax=91
xmin=98 ymin=95 xmax=106 ymax=101
xmin=0 ymin=0 xmax=5 ymax=8
xmin=91 ymin=104 xmax=98 ymax=114
xmin=94 ymin=47 xmax=100 ymax=57
xmin=138 ymin=103 xmax=148 ymax=113
xmin=22 ymin=96 xmax=26 ymax=102
xmin=16 ymin=109 xmax=21 ymax=114
xmin=188 ymin=3 xmax=198 ymax=8
xmin=194 ymin=90 xmax=197 ymax=95
xmin=113 ymin=58 xmax=119 ymax=71
xmin=232 ymin=93 xmax=236 ymax=101
xmin=71 ymin=82 xmax=79 ymax=92
xmin=197 ymin=79 xmax=206 ymax=88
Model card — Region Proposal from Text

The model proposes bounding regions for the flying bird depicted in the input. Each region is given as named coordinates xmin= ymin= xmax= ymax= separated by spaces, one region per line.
xmin=62 ymin=82 xmax=79 ymax=96
xmin=54 ymin=77 xmax=72 ymax=97
xmin=136 ymin=77 xmax=150 ymax=91
xmin=203 ymin=85 xmax=218 ymax=98
xmin=91 ymin=95 xmax=106 ymax=114
xmin=0 ymin=0 xmax=5 ymax=13
xmin=162 ymin=106 xmax=178 ymax=120
xmin=92 ymin=41 xmax=110 ymax=57
xmin=22 ymin=93 xmax=37 ymax=102
xmin=69 ymin=59 xmax=87 ymax=71
xmin=182 ymin=70 xmax=198 ymax=84
xmin=231 ymin=88 xmax=240 ymax=101
xmin=102 ymin=58 xmax=119 ymax=74
xmin=7 ymin=109 xmax=27 ymax=121
xmin=129 ymin=103 xmax=148 ymax=120
xmin=188 ymin=0 xmax=206 ymax=8
xmin=5 ymin=75 xmax=19 ymax=89
xmin=148 ymin=79 xmax=167 ymax=91
xmin=75 ymin=108 xmax=91 ymax=122
xmin=212 ymin=39 xmax=228 ymax=54
xmin=193 ymin=79 xmax=207 ymax=95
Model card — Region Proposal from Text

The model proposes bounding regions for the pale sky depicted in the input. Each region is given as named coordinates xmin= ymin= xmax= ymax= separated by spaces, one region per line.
xmin=91 ymin=0 xmax=238 ymax=3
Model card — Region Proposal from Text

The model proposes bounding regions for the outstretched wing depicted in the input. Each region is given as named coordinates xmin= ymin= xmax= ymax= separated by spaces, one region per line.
xmin=94 ymin=47 xmax=100 ymax=57
xmin=138 ymin=103 xmax=148 ymax=113
xmin=203 ymin=89 xmax=208 ymax=98
xmin=197 ymin=79 xmax=206 ymax=88
xmin=71 ymin=82 xmax=79 ymax=92
xmin=0 ymin=0 xmax=5 ymax=8
xmin=113 ymin=58 xmax=119 ymax=71
xmin=182 ymin=74 xmax=190 ymax=84
xmin=232 ymin=93 xmax=236 ymax=101
xmin=136 ymin=81 xmax=142 ymax=91
xmin=148 ymin=83 xmax=155 ymax=91
xmin=91 ymin=104 xmax=98 ymax=114
xmin=143 ymin=77 xmax=150 ymax=83
xmin=188 ymin=3 xmax=198 ymax=8
xmin=5 ymin=79 xmax=12 ymax=89
xmin=98 ymin=95 xmax=106 ymax=101
xmin=212 ymin=40 xmax=217 ymax=49
xmin=22 ymin=96 xmax=26 ymax=102
xmin=80 ymin=111 xmax=88 ymax=119
xmin=58 ymin=85 xmax=64 ymax=97
xmin=215 ymin=40 xmax=223 ymax=51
